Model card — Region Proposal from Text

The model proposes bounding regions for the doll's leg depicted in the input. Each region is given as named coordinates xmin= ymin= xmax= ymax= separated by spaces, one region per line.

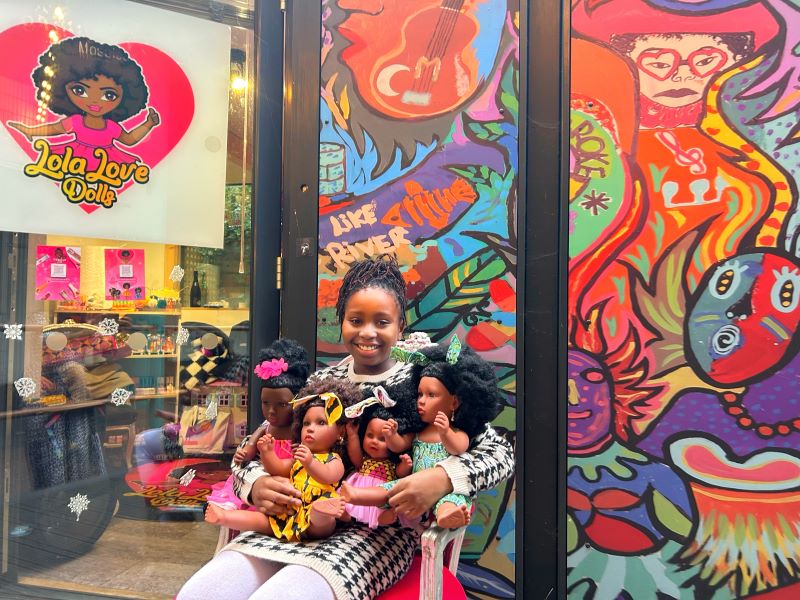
xmin=339 ymin=481 xmax=391 ymax=507
xmin=305 ymin=500 xmax=342 ymax=539
xmin=434 ymin=493 xmax=472 ymax=529
xmin=205 ymin=503 xmax=275 ymax=535
xmin=377 ymin=507 xmax=398 ymax=526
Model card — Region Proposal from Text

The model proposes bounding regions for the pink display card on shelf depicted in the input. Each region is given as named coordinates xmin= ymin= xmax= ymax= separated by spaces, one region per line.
xmin=105 ymin=248 xmax=146 ymax=300
xmin=35 ymin=245 xmax=81 ymax=301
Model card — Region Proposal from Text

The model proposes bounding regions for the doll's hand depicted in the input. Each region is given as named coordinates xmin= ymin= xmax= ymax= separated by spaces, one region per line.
xmin=294 ymin=444 xmax=313 ymax=466
xmin=399 ymin=454 xmax=413 ymax=469
xmin=257 ymin=433 xmax=275 ymax=452
xmin=8 ymin=122 xmax=32 ymax=141
xmin=382 ymin=418 xmax=399 ymax=438
xmin=146 ymin=107 xmax=160 ymax=127
xmin=345 ymin=421 xmax=359 ymax=440
xmin=434 ymin=412 xmax=451 ymax=436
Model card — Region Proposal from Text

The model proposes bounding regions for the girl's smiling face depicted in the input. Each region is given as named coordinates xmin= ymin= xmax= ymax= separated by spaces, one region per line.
xmin=341 ymin=287 xmax=404 ymax=375
xmin=66 ymin=74 xmax=123 ymax=117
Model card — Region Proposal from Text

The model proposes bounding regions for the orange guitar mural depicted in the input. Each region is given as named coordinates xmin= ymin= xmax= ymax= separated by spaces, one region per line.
xmin=338 ymin=0 xmax=484 ymax=120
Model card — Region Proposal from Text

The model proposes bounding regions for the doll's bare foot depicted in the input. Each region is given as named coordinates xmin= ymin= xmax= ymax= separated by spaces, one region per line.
xmin=338 ymin=482 xmax=354 ymax=503
xmin=204 ymin=503 xmax=225 ymax=525
xmin=377 ymin=508 xmax=397 ymax=526
xmin=311 ymin=497 xmax=346 ymax=519
xmin=436 ymin=502 xmax=470 ymax=529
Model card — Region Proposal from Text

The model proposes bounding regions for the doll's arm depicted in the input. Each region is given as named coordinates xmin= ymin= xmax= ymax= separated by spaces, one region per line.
xmin=383 ymin=418 xmax=413 ymax=453
xmin=258 ymin=434 xmax=293 ymax=477
xmin=438 ymin=425 xmax=514 ymax=496
xmin=345 ymin=421 xmax=364 ymax=469
xmin=117 ymin=108 xmax=159 ymax=146
xmin=233 ymin=424 xmax=268 ymax=465
xmin=434 ymin=412 xmax=470 ymax=455
xmin=7 ymin=119 xmax=66 ymax=141
xmin=395 ymin=453 xmax=413 ymax=478
xmin=295 ymin=446 xmax=345 ymax=486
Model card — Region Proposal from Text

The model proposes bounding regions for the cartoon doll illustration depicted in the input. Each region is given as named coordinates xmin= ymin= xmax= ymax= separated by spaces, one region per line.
xmin=7 ymin=36 xmax=159 ymax=169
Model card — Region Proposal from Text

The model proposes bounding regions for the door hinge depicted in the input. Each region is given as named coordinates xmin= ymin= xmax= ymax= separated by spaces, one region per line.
xmin=276 ymin=255 xmax=283 ymax=290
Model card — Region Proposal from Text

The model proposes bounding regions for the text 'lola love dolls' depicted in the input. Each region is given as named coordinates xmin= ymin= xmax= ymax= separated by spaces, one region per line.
xmin=8 ymin=37 xmax=159 ymax=209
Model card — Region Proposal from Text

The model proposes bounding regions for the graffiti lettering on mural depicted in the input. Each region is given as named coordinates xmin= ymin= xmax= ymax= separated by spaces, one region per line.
xmin=329 ymin=203 xmax=377 ymax=236
xmin=380 ymin=178 xmax=477 ymax=229
xmin=324 ymin=226 xmax=411 ymax=271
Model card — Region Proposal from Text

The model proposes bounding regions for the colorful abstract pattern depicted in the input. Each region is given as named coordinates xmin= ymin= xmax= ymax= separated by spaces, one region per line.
xmin=569 ymin=0 xmax=800 ymax=597
xmin=316 ymin=1 xmax=519 ymax=596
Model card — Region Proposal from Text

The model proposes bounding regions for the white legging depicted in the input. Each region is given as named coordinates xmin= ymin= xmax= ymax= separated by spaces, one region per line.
xmin=177 ymin=550 xmax=335 ymax=600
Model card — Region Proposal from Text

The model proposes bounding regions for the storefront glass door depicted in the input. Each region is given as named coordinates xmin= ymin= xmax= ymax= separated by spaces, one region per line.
xmin=0 ymin=1 xmax=258 ymax=597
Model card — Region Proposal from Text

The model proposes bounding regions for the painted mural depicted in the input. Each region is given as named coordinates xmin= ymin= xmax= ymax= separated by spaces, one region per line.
xmin=569 ymin=0 xmax=800 ymax=598
xmin=316 ymin=1 xmax=519 ymax=597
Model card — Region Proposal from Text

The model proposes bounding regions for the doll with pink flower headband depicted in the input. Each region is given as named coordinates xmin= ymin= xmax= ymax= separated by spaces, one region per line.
xmin=205 ymin=339 xmax=310 ymax=515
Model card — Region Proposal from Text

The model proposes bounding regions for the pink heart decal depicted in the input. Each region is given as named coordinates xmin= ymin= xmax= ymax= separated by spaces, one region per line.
xmin=0 ymin=24 xmax=194 ymax=214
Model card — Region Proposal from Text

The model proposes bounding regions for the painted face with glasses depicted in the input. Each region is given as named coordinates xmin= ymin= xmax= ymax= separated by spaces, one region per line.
xmin=628 ymin=34 xmax=738 ymax=108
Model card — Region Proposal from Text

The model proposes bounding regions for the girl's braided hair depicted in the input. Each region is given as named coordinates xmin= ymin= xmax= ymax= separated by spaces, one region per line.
xmin=335 ymin=255 xmax=407 ymax=328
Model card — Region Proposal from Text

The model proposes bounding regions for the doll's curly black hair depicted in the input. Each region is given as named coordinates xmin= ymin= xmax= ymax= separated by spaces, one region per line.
xmin=256 ymin=339 xmax=311 ymax=395
xmin=411 ymin=343 xmax=502 ymax=439
xmin=291 ymin=377 xmax=362 ymax=454
xmin=32 ymin=37 xmax=148 ymax=122
xmin=335 ymin=254 xmax=407 ymax=330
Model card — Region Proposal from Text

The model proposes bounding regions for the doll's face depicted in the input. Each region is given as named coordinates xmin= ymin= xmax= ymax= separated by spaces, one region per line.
xmin=362 ymin=418 xmax=389 ymax=459
xmin=417 ymin=376 xmax=459 ymax=424
xmin=687 ymin=252 xmax=800 ymax=385
xmin=261 ymin=387 xmax=294 ymax=428
xmin=567 ymin=350 xmax=612 ymax=450
xmin=66 ymin=74 xmax=123 ymax=118
xmin=341 ymin=287 xmax=404 ymax=375
xmin=300 ymin=406 xmax=341 ymax=452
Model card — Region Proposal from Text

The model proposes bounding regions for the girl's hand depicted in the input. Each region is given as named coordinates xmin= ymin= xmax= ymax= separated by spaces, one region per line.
xmin=8 ymin=122 xmax=32 ymax=141
xmin=251 ymin=475 xmax=302 ymax=515
xmin=146 ymin=107 xmax=160 ymax=127
xmin=294 ymin=444 xmax=313 ymax=466
xmin=387 ymin=466 xmax=453 ymax=519
xmin=382 ymin=418 xmax=399 ymax=438
xmin=434 ymin=412 xmax=451 ymax=436
xmin=233 ymin=446 xmax=250 ymax=464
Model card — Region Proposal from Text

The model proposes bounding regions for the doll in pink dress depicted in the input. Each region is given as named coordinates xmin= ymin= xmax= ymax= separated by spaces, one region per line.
xmin=7 ymin=36 xmax=159 ymax=169
xmin=340 ymin=387 xmax=412 ymax=527
xmin=205 ymin=340 xmax=310 ymax=514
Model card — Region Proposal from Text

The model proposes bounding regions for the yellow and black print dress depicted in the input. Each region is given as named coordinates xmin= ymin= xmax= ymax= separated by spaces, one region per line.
xmin=268 ymin=451 xmax=340 ymax=542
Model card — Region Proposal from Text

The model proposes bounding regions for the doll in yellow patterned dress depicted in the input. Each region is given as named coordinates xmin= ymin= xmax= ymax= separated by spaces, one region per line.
xmin=205 ymin=377 xmax=360 ymax=541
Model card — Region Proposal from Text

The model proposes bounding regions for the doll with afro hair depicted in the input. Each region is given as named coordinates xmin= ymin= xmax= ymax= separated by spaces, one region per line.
xmin=340 ymin=337 xmax=502 ymax=529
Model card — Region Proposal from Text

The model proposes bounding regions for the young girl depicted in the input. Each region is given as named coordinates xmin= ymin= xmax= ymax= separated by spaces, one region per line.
xmin=8 ymin=36 xmax=159 ymax=168
xmin=341 ymin=337 xmax=502 ymax=529
xmin=205 ymin=377 xmax=360 ymax=542
xmin=178 ymin=255 xmax=514 ymax=600
xmin=205 ymin=339 xmax=309 ymax=513
xmin=339 ymin=391 xmax=413 ymax=527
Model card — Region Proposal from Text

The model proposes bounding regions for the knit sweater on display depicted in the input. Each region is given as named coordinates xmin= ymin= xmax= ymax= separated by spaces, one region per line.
xmin=226 ymin=361 xmax=515 ymax=600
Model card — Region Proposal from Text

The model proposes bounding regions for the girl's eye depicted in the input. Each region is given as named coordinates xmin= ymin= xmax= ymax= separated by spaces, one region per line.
xmin=102 ymin=90 xmax=119 ymax=101
xmin=70 ymin=85 xmax=87 ymax=97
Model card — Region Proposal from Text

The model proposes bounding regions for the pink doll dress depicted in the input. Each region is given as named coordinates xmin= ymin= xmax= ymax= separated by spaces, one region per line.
xmin=344 ymin=458 xmax=397 ymax=528
xmin=50 ymin=114 xmax=140 ymax=169
xmin=207 ymin=430 xmax=292 ymax=511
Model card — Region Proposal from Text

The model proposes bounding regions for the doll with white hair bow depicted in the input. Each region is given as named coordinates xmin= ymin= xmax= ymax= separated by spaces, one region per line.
xmin=336 ymin=386 xmax=414 ymax=527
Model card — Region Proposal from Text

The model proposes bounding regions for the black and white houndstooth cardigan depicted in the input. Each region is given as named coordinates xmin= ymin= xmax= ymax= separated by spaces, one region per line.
xmin=225 ymin=361 xmax=515 ymax=600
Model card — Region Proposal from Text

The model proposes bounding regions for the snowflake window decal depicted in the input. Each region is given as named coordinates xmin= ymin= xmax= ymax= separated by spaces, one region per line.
xmin=14 ymin=377 xmax=36 ymax=399
xmin=4 ymin=324 xmax=23 ymax=341
xmin=176 ymin=326 xmax=190 ymax=346
xmin=205 ymin=400 xmax=218 ymax=421
xmin=110 ymin=388 xmax=132 ymax=407
xmin=169 ymin=265 xmax=185 ymax=283
xmin=98 ymin=318 xmax=119 ymax=337
xmin=179 ymin=469 xmax=197 ymax=487
xmin=67 ymin=493 xmax=91 ymax=522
